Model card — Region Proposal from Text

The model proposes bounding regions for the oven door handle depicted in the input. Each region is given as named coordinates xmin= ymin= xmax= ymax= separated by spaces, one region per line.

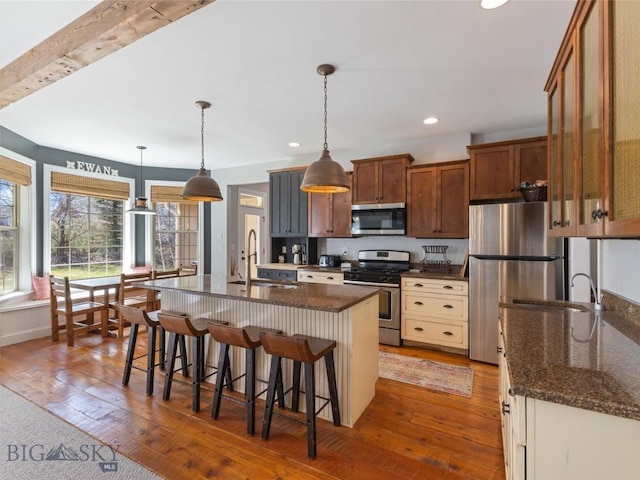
xmin=343 ymin=280 xmax=399 ymax=288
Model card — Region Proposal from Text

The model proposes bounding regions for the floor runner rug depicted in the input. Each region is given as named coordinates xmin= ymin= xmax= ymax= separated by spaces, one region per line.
xmin=378 ymin=351 xmax=474 ymax=397
xmin=0 ymin=385 xmax=161 ymax=480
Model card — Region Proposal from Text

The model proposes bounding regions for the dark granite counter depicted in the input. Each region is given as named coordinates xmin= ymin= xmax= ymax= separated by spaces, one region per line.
xmin=137 ymin=274 xmax=379 ymax=313
xmin=402 ymin=269 xmax=468 ymax=282
xmin=500 ymin=296 xmax=640 ymax=421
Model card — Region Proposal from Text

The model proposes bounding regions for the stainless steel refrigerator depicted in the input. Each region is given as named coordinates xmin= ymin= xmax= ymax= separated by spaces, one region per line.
xmin=469 ymin=202 xmax=564 ymax=364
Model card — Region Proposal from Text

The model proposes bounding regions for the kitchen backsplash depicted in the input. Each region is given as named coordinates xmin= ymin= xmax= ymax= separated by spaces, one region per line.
xmin=322 ymin=237 xmax=469 ymax=266
xmin=602 ymin=239 xmax=640 ymax=304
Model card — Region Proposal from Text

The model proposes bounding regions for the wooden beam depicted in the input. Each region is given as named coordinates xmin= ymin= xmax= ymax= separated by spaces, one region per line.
xmin=0 ymin=0 xmax=213 ymax=109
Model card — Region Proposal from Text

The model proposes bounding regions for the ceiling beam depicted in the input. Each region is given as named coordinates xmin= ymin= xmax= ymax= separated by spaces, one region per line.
xmin=0 ymin=0 xmax=213 ymax=109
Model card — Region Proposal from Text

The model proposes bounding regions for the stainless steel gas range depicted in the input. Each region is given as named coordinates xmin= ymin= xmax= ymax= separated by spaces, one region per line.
xmin=343 ymin=250 xmax=410 ymax=346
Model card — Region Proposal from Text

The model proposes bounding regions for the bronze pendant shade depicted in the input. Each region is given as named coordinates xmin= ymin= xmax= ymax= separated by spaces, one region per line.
xmin=300 ymin=64 xmax=350 ymax=193
xmin=181 ymin=101 xmax=223 ymax=202
xmin=127 ymin=145 xmax=155 ymax=215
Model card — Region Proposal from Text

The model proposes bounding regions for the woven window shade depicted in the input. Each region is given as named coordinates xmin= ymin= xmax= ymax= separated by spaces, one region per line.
xmin=51 ymin=171 xmax=130 ymax=200
xmin=0 ymin=155 xmax=32 ymax=186
xmin=150 ymin=185 xmax=197 ymax=204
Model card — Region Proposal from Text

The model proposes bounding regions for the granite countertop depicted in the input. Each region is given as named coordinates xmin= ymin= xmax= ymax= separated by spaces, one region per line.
xmin=256 ymin=263 xmax=307 ymax=270
xmin=137 ymin=274 xmax=379 ymax=313
xmin=500 ymin=296 xmax=640 ymax=421
xmin=402 ymin=268 xmax=468 ymax=282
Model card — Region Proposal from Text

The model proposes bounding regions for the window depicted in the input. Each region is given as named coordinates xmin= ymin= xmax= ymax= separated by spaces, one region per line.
xmin=50 ymin=193 xmax=124 ymax=278
xmin=150 ymin=185 xmax=200 ymax=271
xmin=45 ymin=167 xmax=132 ymax=280
xmin=0 ymin=180 xmax=17 ymax=294
xmin=0 ymin=153 xmax=34 ymax=297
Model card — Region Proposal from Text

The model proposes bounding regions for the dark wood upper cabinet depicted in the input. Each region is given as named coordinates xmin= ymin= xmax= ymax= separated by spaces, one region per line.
xmin=407 ymin=160 xmax=469 ymax=239
xmin=308 ymin=173 xmax=352 ymax=238
xmin=351 ymin=154 xmax=414 ymax=204
xmin=467 ymin=137 xmax=547 ymax=201
xmin=545 ymin=0 xmax=640 ymax=237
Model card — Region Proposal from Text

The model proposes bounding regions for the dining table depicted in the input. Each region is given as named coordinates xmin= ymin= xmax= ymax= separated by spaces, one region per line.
xmin=68 ymin=276 xmax=122 ymax=335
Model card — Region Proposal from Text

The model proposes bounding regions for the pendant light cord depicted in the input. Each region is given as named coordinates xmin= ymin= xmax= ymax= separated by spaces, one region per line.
xmin=200 ymin=105 xmax=206 ymax=170
xmin=323 ymin=74 xmax=328 ymax=151
xmin=136 ymin=146 xmax=146 ymax=198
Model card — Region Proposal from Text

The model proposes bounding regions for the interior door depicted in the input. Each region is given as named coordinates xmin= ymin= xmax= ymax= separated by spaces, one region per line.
xmin=237 ymin=188 xmax=267 ymax=281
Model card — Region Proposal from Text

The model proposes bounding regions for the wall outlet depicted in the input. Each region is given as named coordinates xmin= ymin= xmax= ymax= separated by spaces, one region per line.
xmin=341 ymin=246 xmax=349 ymax=257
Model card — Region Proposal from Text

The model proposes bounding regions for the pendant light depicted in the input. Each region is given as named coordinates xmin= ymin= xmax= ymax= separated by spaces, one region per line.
xmin=181 ymin=100 xmax=223 ymax=202
xmin=300 ymin=64 xmax=350 ymax=193
xmin=127 ymin=145 xmax=155 ymax=215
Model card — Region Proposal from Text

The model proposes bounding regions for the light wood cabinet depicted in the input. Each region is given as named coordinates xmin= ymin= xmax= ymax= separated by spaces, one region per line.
xmin=308 ymin=173 xmax=352 ymax=238
xmin=401 ymin=278 xmax=468 ymax=349
xmin=467 ymin=137 xmax=547 ymax=201
xmin=545 ymin=0 xmax=640 ymax=237
xmin=297 ymin=270 xmax=344 ymax=285
xmin=351 ymin=154 xmax=413 ymax=204
xmin=269 ymin=168 xmax=308 ymax=237
xmin=406 ymin=160 xmax=469 ymax=238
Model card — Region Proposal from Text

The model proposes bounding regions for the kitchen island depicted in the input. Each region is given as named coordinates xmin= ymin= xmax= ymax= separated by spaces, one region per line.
xmin=498 ymin=295 xmax=640 ymax=479
xmin=137 ymin=275 xmax=380 ymax=427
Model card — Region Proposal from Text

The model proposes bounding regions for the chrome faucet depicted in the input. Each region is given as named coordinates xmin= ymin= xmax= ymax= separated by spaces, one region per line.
xmin=570 ymin=273 xmax=603 ymax=310
xmin=244 ymin=229 xmax=257 ymax=289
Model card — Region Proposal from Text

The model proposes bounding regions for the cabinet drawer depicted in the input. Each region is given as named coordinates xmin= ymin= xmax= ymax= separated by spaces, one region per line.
xmin=402 ymin=292 xmax=468 ymax=320
xmin=402 ymin=277 xmax=468 ymax=295
xmin=402 ymin=316 xmax=468 ymax=348
xmin=297 ymin=271 xmax=344 ymax=285
xmin=257 ymin=268 xmax=297 ymax=282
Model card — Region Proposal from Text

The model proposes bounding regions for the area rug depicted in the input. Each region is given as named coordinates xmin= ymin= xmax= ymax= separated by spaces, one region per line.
xmin=378 ymin=351 xmax=474 ymax=398
xmin=0 ymin=386 xmax=161 ymax=480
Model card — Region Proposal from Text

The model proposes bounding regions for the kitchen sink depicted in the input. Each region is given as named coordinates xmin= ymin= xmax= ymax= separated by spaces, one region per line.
xmin=227 ymin=280 xmax=296 ymax=289
xmin=511 ymin=299 xmax=590 ymax=313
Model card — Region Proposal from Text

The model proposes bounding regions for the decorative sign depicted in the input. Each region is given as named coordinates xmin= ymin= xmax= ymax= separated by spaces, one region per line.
xmin=66 ymin=160 xmax=119 ymax=176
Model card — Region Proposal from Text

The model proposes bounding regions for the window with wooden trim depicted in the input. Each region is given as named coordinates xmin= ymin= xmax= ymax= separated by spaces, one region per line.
xmin=150 ymin=185 xmax=199 ymax=271
xmin=49 ymin=172 xmax=130 ymax=279
xmin=0 ymin=154 xmax=33 ymax=296
xmin=0 ymin=180 xmax=17 ymax=294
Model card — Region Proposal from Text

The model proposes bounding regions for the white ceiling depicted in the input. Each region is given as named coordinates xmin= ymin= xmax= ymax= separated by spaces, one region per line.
xmin=0 ymin=0 xmax=576 ymax=170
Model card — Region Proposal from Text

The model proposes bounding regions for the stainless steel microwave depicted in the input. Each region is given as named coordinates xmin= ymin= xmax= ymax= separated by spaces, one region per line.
xmin=351 ymin=203 xmax=406 ymax=235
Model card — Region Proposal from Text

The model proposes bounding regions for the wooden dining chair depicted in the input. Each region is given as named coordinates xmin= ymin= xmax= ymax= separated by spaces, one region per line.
xmin=108 ymin=271 xmax=154 ymax=338
xmin=49 ymin=275 xmax=108 ymax=346
xmin=150 ymin=268 xmax=180 ymax=310
xmin=179 ymin=264 xmax=198 ymax=276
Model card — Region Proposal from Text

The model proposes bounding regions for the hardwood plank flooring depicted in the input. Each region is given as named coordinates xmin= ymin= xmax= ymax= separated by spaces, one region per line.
xmin=0 ymin=332 xmax=505 ymax=479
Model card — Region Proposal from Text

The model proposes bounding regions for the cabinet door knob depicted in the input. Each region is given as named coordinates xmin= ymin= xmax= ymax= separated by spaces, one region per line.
xmin=552 ymin=220 xmax=561 ymax=227
xmin=414 ymin=327 xmax=424 ymax=332
xmin=591 ymin=209 xmax=609 ymax=220
xmin=414 ymin=301 xmax=424 ymax=306
xmin=442 ymin=285 xmax=453 ymax=290
xmin=501 ymin=401 xmax=511 ymax=415
xmin=443 ymin=331 xmax=454 ymax=336
xmin=327 ymin=277 xmax=334 ymax=280
xmin=442 ymin=304 xmax=454 ymax=309
xmin=414 ymin=283 xmax=423 ymax=287
xmin=306 ymin=275 xmax=313 ymax=279
xmin=497 ymin=346 xmax=503 ymax=354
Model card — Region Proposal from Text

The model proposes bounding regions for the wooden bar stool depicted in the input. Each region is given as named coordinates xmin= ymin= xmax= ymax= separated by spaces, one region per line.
xmin=207 ymin=324 xmax=285 ymax=435
xmin=120 ymin=306 xmax=187 ymax=395
xmin=259 ymin=332 xmax=341 ymax=459
xmin=157 ymin=312 xmax=232 ymax=412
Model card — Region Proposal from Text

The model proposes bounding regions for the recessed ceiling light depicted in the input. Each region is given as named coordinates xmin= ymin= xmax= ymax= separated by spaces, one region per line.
xmin=289 ymin=142 xmax=301 ymax=147
xmin=423 ymin=117 xmax=439 ymax=125
xmin=480 ymin=0 xmax=510 ymax=10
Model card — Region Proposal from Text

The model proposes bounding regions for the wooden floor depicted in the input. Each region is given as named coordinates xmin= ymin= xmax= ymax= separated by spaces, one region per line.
xmin=0 ymin=331 xmax=505 ymax=480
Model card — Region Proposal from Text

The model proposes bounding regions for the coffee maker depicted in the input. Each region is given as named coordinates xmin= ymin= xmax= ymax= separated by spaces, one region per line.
xmin=292 ymin=244 xmax=302 ymax=265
